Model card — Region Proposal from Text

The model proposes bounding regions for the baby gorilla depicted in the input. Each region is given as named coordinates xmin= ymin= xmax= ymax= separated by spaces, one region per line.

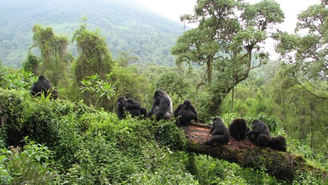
xmin=204 ymin=117 xmax=229 ymax=146
xmin=174 ymin=100 xmax=199 ymax=126
xmin=228 ymin=118 xmax=248 ymax=141
xmin=116 ymin=96 xmax=147 ymax=119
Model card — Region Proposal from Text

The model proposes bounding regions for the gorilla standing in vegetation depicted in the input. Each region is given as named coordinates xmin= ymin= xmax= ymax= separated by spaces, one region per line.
xmin=174 ymin=100 xmax=199 ymax=126
xmin=228 ymin=118 xmax=248 ymax=141
xmin=247 ymin=119 xmax=271 ymax=147
xmin=30 ymin=75 xmax=58 ymax=100
xmin=116 ymin=96 xmax=147 ymax=119
xmin=147 ymin=90 xmax=173 ymax=121
xmin=204 ymin=117 xmax=229 ymax=146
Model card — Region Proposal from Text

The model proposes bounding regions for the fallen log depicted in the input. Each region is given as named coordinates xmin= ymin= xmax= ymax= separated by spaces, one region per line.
xmin=181 ymin=123 xmax=327 ymax=182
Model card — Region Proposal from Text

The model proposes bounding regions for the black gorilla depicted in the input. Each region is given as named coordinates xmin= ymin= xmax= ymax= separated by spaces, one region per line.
xmin=116 ymin=96 xmax=147 ymax=119
xmin=270 ymin=136 xmax=287 ymax=152
xmin=174 ymin=100 xmax=199 ymax=126
xmin=228 ymin=118 xmax=248 ymax=141
xmin=147 ymin=90 xmax=173 ymax=121
xmin=30 ymin=75 xmax=58 ymax=100
xmin=204 ymin=117 xmax=229 ymax=145
xmin=247 ymin=119 xmax=287 ymax=151
xmin=247 ymin=119 xmax=271 ymax=147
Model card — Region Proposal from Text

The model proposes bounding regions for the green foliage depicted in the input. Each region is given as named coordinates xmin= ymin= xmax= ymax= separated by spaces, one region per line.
xmin=107 ymin=61 xmax=150 ymax=111
xmin=22 ymin=52 xmax=39 ymax=75
xmin=1 ymin=141 xmax=58 ymax=185
xmin=155 ymin=70 xmax=189 ymax=100
xmin=80 ymin=74 xmax=116 ymax=108
xmin=154 ymin=121 xmax=187 ymax=151
xmin=0 ymin=69 xmax=36 ymax=91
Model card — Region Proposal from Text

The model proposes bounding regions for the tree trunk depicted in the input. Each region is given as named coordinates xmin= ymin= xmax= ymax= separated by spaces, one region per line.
xmin=182 ymin=123 xmax=327 ymax=182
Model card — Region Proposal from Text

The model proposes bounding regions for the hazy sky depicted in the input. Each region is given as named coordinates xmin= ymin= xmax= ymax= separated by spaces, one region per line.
xmin=136 ymin=0 xmax=321 ymax=33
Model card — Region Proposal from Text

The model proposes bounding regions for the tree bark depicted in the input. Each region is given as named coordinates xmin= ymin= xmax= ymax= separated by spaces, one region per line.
xmin=182 ymin=123 xmax=327 ymax=182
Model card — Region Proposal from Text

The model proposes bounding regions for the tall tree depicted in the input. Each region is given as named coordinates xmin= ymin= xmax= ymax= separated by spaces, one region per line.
xmin=274 ymin=0 xmax=328 ymax=98
xmin=30 ymin=24 xmax=70 ymax=86
xmin=172 ymin=0 xmax=284 ymax=116
xmin=72 ymin=22 xmax=114 ymax=106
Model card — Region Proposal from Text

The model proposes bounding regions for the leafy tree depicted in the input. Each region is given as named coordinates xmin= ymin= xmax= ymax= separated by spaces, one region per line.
xmin=274 ymin=0 xmax=328 ymax=99
xmin=172 ymin=0 xmax=284 ymax=115
xmin=80 ymin=74 xmax=116 ymax=108
xmin=30 ymin=24 xmax=70 ymax=86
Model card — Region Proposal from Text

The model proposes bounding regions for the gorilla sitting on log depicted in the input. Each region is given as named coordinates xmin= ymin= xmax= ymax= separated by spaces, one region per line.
xmin=247 ymin=119 xmax=271 ymax=147
xmin=30 ymin=75 xmax=58 ymax=100
xmin=174 ymin=100 xmax=199 ymax=126
xmin=228 ymin=118 xmax=248 ymax=141
xmin=247 ymin=119 xmax=287 ymax=151
xmin=270 ymin=136 xmax=287 ymax=152
xmin=147 ymin=90 xmax=173 ymax=121
xmin=204 ymin=117 xmax=229 ymax=146
xmin=116 ymin=96 xmax=147 ymax=119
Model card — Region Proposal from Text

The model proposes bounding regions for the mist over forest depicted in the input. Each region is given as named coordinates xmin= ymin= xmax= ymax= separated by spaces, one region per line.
xmin=0 ymin=0 xmax=184 ymax=67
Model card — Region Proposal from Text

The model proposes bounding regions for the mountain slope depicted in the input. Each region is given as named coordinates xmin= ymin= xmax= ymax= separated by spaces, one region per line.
xmin=0 ymin=0 xmax=185 ymax=66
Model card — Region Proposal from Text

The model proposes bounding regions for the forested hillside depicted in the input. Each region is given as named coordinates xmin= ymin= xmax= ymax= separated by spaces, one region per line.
xmin=0 ymin=0 xmax=328 ymax=184
xmin=0 ymin=0 xmax=184 ymax=66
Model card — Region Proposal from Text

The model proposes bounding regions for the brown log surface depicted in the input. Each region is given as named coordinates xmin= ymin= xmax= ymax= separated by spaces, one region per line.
xmin=181 ymin=123 xmax=327 ymax=182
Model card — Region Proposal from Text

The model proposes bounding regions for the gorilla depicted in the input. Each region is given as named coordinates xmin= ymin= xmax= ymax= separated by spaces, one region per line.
xmin=174 ymin=100 xmax=199 ymax=126
xmin=270 ymin=136 xmax=287 ymax=152
xmin=228 ymin=118 xmax=248 ymax=141
xmin=116 ymin=96 xmax=147 ymax=119
xmin=30 ymin=75 xmax=58 ymax=100
xmin=247 ymin=119 xmax=271 ymax=147
xmin=147 ymin=90 xmax=173 ymax=121
xmin=204 ymin=117 xmax=229 ymax=146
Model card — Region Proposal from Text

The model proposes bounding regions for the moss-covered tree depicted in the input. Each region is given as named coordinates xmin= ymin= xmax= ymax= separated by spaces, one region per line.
xmin=72 ymin=22 xmax=114 ymax=107
xmin=30 ymin=24 xmax=70 ymax=86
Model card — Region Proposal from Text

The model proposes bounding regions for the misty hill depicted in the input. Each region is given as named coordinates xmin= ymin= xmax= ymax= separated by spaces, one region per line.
xmin=0 ymin=0 xmax=186 ymax=67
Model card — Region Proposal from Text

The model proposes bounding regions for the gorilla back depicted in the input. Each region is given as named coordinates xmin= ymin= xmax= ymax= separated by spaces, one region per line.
xmin=228 ymin=118 xmax=248 ymax=141
xmin=204 ymin=117 xmax=229 ymax=145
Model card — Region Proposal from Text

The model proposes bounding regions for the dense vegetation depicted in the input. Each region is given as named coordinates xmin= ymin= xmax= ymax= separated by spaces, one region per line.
xmin=0 ymin=0 xmax=328 ymax=184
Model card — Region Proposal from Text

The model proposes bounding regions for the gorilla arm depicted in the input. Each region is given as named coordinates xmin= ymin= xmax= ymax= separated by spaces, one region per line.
xmin=190 ymin=105 xmax=199 ymax=122
xmin=173 ymin=104 xmax=184 ymax=117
